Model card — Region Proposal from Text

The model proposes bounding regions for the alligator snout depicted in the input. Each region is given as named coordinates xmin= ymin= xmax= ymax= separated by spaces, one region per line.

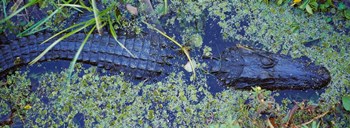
xmin=212 ymin=46 xmax=331 ymax=90
xmin=252 ymin=55 xmax=331 ymax=90
xmin=315 ymin=66 xmax=331 ymax=88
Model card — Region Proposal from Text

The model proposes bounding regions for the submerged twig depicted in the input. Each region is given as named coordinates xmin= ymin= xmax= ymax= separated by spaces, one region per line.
xmin=283 ymin=100 xmax=306 ymax=127
xmin=298 ymin=111 xmax=329 ymax=127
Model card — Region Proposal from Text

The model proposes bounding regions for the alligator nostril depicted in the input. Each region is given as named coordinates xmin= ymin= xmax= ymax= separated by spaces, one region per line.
xmin=261 ymin=57 xmax=276 ymax=68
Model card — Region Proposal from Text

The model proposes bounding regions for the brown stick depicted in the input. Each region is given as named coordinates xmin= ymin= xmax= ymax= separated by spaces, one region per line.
xmin=297 ymin=111 xmax=329 ymax=127
xmin=283 ymin=100 xmax=306 ymax=127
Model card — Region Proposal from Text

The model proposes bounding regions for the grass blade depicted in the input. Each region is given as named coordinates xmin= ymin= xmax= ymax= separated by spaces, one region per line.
xmin=108 ymin=16 xmax=136 ymax=58
xmin=2 ymin=0 xmax=7 ymax=17
xmin=91 ymin=0 xmax=102 ymax=35
xmin=29 ymin=20 xmax=95 ymax=65
xmin=57 ymin=4 xmax=93 ymax=12
xmin=23 ymin=26 xmax=49 ymax=35
xmin=142 ymin=20 xmax=182 ymax=48
xmin=29 ymin=2 xmax=113 ymax=64
xmin=49 ymin=0 xmax=113 ymax=43
xmin=142 ymin=20 xmax=196 ymax=79
xmin=0 ymin=0 xmax=38 ymax=24
xmin=163 ymin=0 xmax=168 ymax=15
xmin=10 ymin=0 xmax=23 ymax=13
xmin=40 ymin=18 xmax=95 ymax=44
xmin=18 ymin=6 xmax=63 ymax=36
xmin=66 ymin=25 xmax=96 ymax=86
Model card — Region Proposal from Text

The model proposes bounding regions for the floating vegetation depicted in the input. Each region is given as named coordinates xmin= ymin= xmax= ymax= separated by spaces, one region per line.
xmin=0 ymin=0 xmax=349 ymax=127
xmin=1 ymin=66 xmax=348 ymax=127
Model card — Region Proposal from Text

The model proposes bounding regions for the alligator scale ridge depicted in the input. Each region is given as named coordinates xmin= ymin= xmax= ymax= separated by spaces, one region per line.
xmin=0 ymin=1 xmax=331 ymax=90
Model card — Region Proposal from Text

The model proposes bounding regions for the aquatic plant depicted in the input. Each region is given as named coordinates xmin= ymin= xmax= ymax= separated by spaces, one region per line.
xmin=262 ymin=0 xmax=350 ymax=19
xmin=0 ymin=0 xmax=349 ymax=127
xmin=343 ymin=95 xmax=350 ymax=111
xmin=1 ymin=66 xmax=348 ymax=127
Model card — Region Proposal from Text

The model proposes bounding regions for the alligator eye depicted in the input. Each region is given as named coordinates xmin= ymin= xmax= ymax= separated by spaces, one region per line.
xmin=261 ymin=57 xmax=276 ymax=68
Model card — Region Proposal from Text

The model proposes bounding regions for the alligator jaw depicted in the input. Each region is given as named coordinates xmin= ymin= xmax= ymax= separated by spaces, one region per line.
xmin=264 ymin=56 xmax=330 ymax=90
xmin=213 ymin=46 xmax=331 ymax=90
xmin=236 ymin=56 xmax=331 ymax=90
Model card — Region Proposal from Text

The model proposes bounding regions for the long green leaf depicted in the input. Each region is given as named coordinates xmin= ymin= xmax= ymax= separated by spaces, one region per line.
xmin=0 ymin=0 xmax=38 ymax=24
xmin=142 ymin=20 xmax=182 ymax=48
xmin=2 ymin=0 xmax=7 ymax=17
xmin=66 ymin=25 xmax=96 ymax=86
xmin=57 ymin=4 xmax=93 ymax=12
xmin=18 ymin=7 xmax=63 ymax=36
xmin=34 ymin=1 xmax=112 ymax=42
xmin=108 ymin=16 xmax=136 ymax=58
xmin=23 ymin=26 xmax=49 ymax=35
xmin=29 ymin=2 xmax=113 ymax=64
xmin=91 ymin=0 xmax=102 ymax=35
xmin=299 ymin=0 xmax=310 ymax=9
xmin=163 ymin=0 xmax=168 ymax=15
xmin=40 ymin=19 xmax=95 ymax=44
xmin=29 ymin=20 xmax=95 ymax=65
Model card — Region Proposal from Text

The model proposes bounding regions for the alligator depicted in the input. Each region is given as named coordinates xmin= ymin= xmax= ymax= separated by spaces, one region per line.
xmin=0 ymin=1 xmax=331 ymax=90
xmin=0 ymin=28 xmax=331 ymax=90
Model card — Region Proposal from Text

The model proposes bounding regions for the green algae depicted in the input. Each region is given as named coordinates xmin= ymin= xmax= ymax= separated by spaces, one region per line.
xmin=1 ymin=0 xmax=350 ymax=127
xmin=0 ymin=66 xmax=251 ymax=127
xmin=0 ymin=64 xmax=347 ymax=127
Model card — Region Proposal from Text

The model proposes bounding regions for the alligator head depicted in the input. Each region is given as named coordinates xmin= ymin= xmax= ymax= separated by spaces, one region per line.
xmin=210 ymin=46 xmax=331 ymax=90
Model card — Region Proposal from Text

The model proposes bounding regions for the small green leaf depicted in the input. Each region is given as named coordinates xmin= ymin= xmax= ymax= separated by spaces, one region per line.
xmin=290 ymin=26 xmax=299 ymax=33
xmin=326 ymin=0 xmax=333 ymax=6
xmin=306 ymin=4 xmax=313 ymax=15
xmin=311 ymin=120 xmax=320 ymax=128
xmin=338 ymin=2 xmax=346 ymax=11
xmin=299 ymin=0 xmax=310 ymax=9
xmin=344 ymin=9 xmax=350 ymax=20
xmin=277 ymin=0 xmax=283 ymax=5
xmin=309 ymin=1 xmax=318 ymax=9
xmin=319 ymin=3 xmax=330 ymax=11
xmin=147 ymin=110 xmax=154 ymax=120
xmin=342 ymin=95 xmax=350 ymax=111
